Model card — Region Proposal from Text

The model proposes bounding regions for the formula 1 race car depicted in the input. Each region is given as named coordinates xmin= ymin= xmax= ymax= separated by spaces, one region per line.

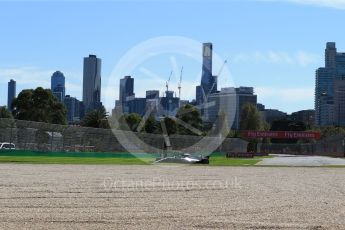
xmin=154 ymin=153 xmax=209 ymax=164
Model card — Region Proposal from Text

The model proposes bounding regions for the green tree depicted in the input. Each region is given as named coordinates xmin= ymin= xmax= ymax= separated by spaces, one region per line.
xmin=12 ymin=87 xmax=67 ymax=124
xmin=227 ymin=130 xmax=240 ymax=138
xmin=144 ymin=115 xmax=157 ymax=133
xmin=125 ymin=113 xmax=142 ymax=132
xmin=240 ymin=103 xmax=263 ymax=152
xmin=0 ymin=107 xmax=12 ymax=119
xmin=270 ymin=119 xmax=307 ymax=143
xmin=82 ymin=106 xmax=110 ymax=129
xmin=114 ymin=113 xmax=142 ymax=132
xmin=316 ymin=126 xmax=345 ymax=139
xmin=262 ymin=121 xmax=271 ymax=144
xmin=176 ymin=104 xmax=203 ymax=135
xmin=161 ymin=117 xmax=177 ymax=135
xmin=240 ymin=103 xmax=262 ymax=131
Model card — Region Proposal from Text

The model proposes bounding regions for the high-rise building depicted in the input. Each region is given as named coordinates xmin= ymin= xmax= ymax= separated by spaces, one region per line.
xmin=146 ymin=90 xmax=159 ymax=99
xmin=7 ymin=79 xmax=16 ymax=111
xmin=83 ymin=55 xmax=102 ymax=112
xmin=51 ymin=71 xmax=65 ymax=102
xmin=160 ymin=91 xmax=180 ymax=117
xmin=325 ymin=42 xmax=337 ymax=69
xmin=196 ymin=43 xmax=217 ymax=105
xmin=206 ymin=87 xmax=257 ymax=130
xmin=319 ymin=93 xmax=335 ymax=126
xmin=120 ymin=76 xmax=135 ymax=105
xmin=201 ymin=43 xmax=213 ymax=96
xmin=196 ymin=86 xmax=203 ymax=105
xmin=334 ymin=77 xmax=345 ymax=126
xmin=64 ymin=95 xmax=81 ymax=123
xmin=315 ymin=42 xmax=345 ymax=126
xmin=127 ymin=98 xmax=147 ymax=116
xmin=144 ymin=90 xmax=160 ymax=117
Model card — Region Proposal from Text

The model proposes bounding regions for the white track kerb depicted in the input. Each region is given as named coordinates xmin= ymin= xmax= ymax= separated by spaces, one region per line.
xmin=105 ymin=36 xmax=235 ymax=164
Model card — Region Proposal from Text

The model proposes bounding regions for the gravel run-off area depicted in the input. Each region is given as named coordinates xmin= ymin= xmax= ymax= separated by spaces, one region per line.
xmin=0 ymin=164 xmax=344 ymax=229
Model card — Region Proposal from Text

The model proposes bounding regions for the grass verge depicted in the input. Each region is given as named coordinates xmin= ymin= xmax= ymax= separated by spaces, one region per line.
xmin=0 ymin=151 xmax=273 ymax=166
xmin=0 ymin=156 xmax=152 ymax=165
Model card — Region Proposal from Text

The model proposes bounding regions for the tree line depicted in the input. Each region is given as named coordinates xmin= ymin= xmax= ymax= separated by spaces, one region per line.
xmin=1 ymin=87 xmax=342 ymax=141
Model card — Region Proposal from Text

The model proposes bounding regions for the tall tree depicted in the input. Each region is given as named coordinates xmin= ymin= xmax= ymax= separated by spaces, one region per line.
xmin=161 ymin=117 xmax=177 ymax=135
xmin=318 ymin=126 xmax=345 ymax=139
xmin=176 ymin=104 xmax=203 ymax=135
xmin=270 ymin=119 xmax=307 ymax=143
xmin=240 ymin=103 xmax=262 ymax=131
xmin=114 ymin=113 xmax=142 ymax=132
xmin=12 ymin=87 xmax=67 ymax=124
xmin=0 ymin=107 xmax=12 ymax=119
xmin=125 ymin=113 xmax=142 ymax=132
xmin=144 ymin=115 xmax=157 ymax=133
xmin=240 ymin=103 xmax=263 ymax=152
xmin=82 ymin=106 xmax=110 ymax=129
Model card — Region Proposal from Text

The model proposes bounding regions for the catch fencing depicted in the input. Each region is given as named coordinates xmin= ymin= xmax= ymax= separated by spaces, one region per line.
xmin=258 ymin=134 xmax=345 ymax=157
xmin=0 ymin=118 xmax=248 ymax=154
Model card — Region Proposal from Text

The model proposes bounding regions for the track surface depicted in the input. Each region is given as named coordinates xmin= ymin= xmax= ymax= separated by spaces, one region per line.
xmin=259 ymin=155 xmax=345 ymax=166
xmin=0 ymin=164 xmax=344 ymax=229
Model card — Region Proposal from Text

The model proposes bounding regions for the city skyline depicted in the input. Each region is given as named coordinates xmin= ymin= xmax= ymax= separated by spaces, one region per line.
xmin=315 ymin=42 xmax=345 ymax=126
xmin=0 ymin=0 xmax=345 ymax=113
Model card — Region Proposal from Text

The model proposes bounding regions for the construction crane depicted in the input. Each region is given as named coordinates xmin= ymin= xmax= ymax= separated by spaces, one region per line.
xmin=166 ymin=71 xmax=173 ymax=95
xmin=178 ymin=67 xmax=183 ymax=99
xmin=209 ymin=60 xmax=227 ymax=94
xmin=217 ymin=60 xmax=228 ymax=77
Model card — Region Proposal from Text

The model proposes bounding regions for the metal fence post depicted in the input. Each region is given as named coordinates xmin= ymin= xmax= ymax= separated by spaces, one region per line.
xmin=51 ymin=131 xmax=54 ymax=152
xmin=10 ymin=120 xmax=13 ymax=145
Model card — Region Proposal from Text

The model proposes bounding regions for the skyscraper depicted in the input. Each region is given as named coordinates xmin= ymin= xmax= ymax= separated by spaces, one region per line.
xmin=83 ymin=55 xmax=102 ymax=112
xmin=7 ymin=79 xmax=16 ymax=111
xmin=51 ymin=71 xmax=65 ymax=102
xmin=206 ymin=87 xmax=257 ymax=130
xmin=120 ymin=76 xmax=135 ymax=104
xmin=146 ymin=90 xmax=159 ymax=99
xmin=325 ymin=42 xmax=337 ymax=69
xmin=118 ymin=76 xmax=135 ymax=113
xmin=200 ymin=43 xmax=217 ymax=100
xmin=334 ymin=77 xmax=345 ymax=126
xmin=64 ymin=95 xmax=82 ymax=123
xmin=315 ymin=42 xmax=345 ymax=126
xmin=196 ymin=43 xmax=218 ymax=106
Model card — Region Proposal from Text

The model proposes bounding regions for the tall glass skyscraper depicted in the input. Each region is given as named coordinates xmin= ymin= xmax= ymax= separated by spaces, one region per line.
xmin=315 ymin=42 xmax=345 ymax=126
xmin=196 ymin=43 xmax=218 ymax=105
xmin=200 ymin=43 xmax=217 ymax=98
xmin=51 ymin=71 xmax=65 ymax=102
xmin=64 ymin=95 xmax=81 ymax=123
xmin=119 ymin=76 xmax=135 ymax=113
xmin=120 ymin=76 xmax=134 ymax=103
xmin=7 ymin=79 xmax=16 ymax=111
xmin=83 ymin=55 xmax=102 ymax=112
xmin=334 ymin=77 xmax=345 ymax=126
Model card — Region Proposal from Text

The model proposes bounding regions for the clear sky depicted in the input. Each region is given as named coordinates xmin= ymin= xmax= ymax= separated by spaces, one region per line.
xmin=0 ymin=0 xmax=344 ymax=113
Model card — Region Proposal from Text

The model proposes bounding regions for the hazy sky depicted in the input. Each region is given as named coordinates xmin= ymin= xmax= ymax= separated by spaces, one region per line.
xmin=0 ymin=0 xmax=344 ymax=113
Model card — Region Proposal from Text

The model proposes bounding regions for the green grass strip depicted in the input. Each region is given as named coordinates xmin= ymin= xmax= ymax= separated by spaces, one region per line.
xmin=0 ymin=156 xmax=153 ymax=165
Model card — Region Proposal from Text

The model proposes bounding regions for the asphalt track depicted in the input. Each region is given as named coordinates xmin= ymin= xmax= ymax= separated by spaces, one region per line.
xmin=0 ymin=164 xmax=344 ymax=229
xmin=259 ymin=154 xmax=345 ymax=166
